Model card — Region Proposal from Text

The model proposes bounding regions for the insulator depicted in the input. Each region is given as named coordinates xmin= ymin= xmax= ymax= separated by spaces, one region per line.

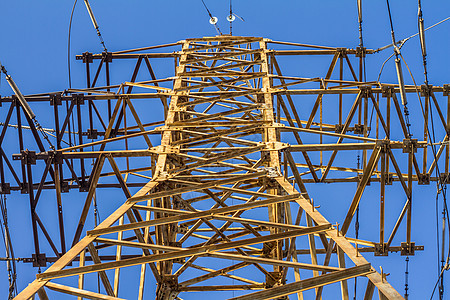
xmin=209 ymin=16 xmax=218 ymax=25
xmin=357 ymin=0 xmax=362 ymax=23
xmin=394 ymin=57 xmax=408 ymax=106
xmin=84 ymin=0 xmax=99 ymax=30
xmin=419 ymin=18 xmax=427 ymax=58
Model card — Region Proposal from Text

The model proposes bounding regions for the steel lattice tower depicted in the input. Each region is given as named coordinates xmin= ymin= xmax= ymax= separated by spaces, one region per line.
xmin=4 ymin=35 xmax=449 ymax=299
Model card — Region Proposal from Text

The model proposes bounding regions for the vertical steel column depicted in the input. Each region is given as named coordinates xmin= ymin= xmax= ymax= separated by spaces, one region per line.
xmin=52 ymin=96 xmax=65 ymax=188
xmin=76 ymin=97 xmax=86 ymax=190
xmin=26 ymin=159 xmax=41 ymax=265
xmin=16 ymin=101 xmax=27 ymax=192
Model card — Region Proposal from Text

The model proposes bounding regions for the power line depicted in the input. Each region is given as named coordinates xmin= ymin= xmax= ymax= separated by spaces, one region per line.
xmin=397 ymin=45 xmax=450 ymax=300
xmin=415 ymin=3 xmax=447 ymax=298
xmin=376 ymin=14 xmax=450 ymax=83
xmin=68 ymin=0 xmax=78 ymax=89
xmin=375 ymin=15 xmax=450 ymax=53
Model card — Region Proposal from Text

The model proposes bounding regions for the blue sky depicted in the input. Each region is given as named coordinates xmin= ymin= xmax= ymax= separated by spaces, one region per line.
xmin=1 ymin=1 xmax=450 ymax=299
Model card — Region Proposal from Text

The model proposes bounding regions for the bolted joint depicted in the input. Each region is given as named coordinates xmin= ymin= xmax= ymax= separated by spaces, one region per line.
xmin=19 ymin=183 xmax=28 ymax=194
xmin=48 ymin=151 xmax=64 ymax=165
xmin=72 ymin=93 xmax=85 ymax=105
xmin=418 ymin=173 xmax=430 ymax=185
xmin=376 ymin=139 xmax=391 ymax=151
xmin=402 ymin=139 xmax=418 ymax=153
xmin=177 ymin=224 xmax=188 ymax=234
xmin=443 ymin=84 xmax=450 ymax=96
xmin=162 ymin=274 xmax=178 ymax=289
xmin=102 ymin=51 xmax=112 ymax=63
xmin=401 ymin=242 xmax=416 ymax=256
xmin=0 ymin=183 xmax=11 ymax=194
xmin=337 ymin=47 xmax=347 ymax=56
xmin=374 ymin=243 xmax=389 ymax=256
xmin=82 ymin=52 xmax=93 ymax=64
xmin=356 ymin=46 xmax=367 ymax=58
xmin=87 ymin=129 xmax=98 ymax=140
xmin=265 ymin=271 xmax=283 ymax=288
xmin=261 ymin=177 xmax=279 ymax=189
xmin=439 ymin=173 xmax=450 ymax=185
xmin=21 ymin=150 xmax=36 ymax=165
xmin=420 ymin=84 xmax=433 ymax=97
xmin=381 ymin=86 xmax=394 ymax=98
xmin=334 ymin=124 xmax=344 ymax=133
xmin=79 ymin=181 xmax=89 ymax=193
xmin=156 ymin=275 xmax=179 ymax=299
xmin=256 ymin=94 xmax=265 ymax=104
xmin=262 ymin=241 xmax=276 ymax=256
xmin=353 ymin=124 xmax=365 ymax=135
xmin=50 ymin=93 xmax=62 ymax=106
xmin=60 ymin=181 xmax=69 ymax=193
xmin=32 ymin=253 xmax=47 ymax=267
xmin=359 ymin=85 xmax=372 ymax=98
xmin=385 ymin=173 xmax=393 ymax=185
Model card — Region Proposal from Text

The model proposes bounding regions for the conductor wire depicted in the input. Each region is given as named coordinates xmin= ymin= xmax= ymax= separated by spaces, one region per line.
xmin=398 ymin=52 xmax=450 ymax=300
xmin=68 ymin=0 xmax=78 ymax=89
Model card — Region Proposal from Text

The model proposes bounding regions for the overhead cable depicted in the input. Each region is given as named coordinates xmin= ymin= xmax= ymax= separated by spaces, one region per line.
xmin=375 ymin=15 xmax=450 ymax=53
xmin=417 ymin=3 xmax=444 ymax=297
xmin=68 ymin=0 xmax=78 ymax=89
xmin=398 ymin=47 xmax=450 ymax=300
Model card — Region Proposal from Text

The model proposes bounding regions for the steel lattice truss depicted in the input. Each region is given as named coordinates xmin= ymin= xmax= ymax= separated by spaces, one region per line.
xmin=5 ymin=35 xmax=450 ymax=299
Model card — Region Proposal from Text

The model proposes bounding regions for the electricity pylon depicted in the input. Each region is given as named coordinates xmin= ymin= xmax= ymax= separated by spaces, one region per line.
xmin=11 ymin=35 xmax=449 ymax=299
